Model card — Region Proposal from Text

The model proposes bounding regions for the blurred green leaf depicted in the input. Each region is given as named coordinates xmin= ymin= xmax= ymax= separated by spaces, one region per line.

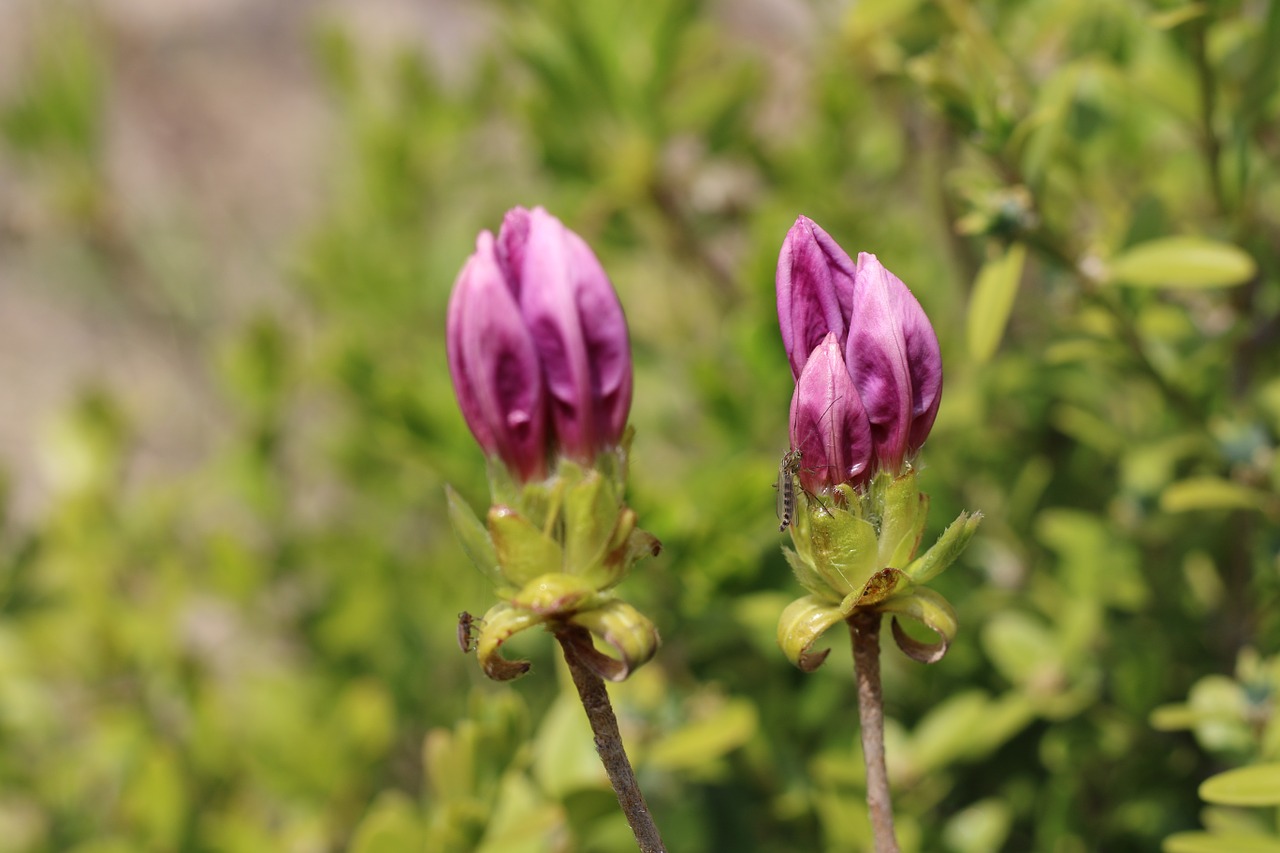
xmin=1105 ymin=237 xmax=1256 ymax=289
xmin=1164 ymin=833 xmax=1280 ymax=853
xmin=1199 ymin=764 xmax=1280 ymax=806
xmin=966 ymin=242 xmax=1026 ymax=365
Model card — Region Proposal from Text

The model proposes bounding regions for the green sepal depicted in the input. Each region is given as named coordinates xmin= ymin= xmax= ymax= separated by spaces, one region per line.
xmin=809 ymin=504 xmax=880 ymax=597
xmin=489 ymin=506 xmax=563 ymax=586
xmin=877 ymin=470 xmax=927 ymax=568
xmin=597 ymin=513 xmax=661 ymax=590
xmin=783 ymin=546 xmax=839 ymax=602
xmin=566 ymin=599 xmax=660 ymax=682
xmin=777 ymin=595 xmax=845 ymax=672
xmin=476 ymin=603 xmax=545 ymax=681
xmin=844 ymin=567 xmax=915 ymax=612
xmin=520 ymin=470 xmax=566 ymax=537
xmin=445 ymin=485 xmax=501 ymax=584
xmin=905 ymin=510 xmax=983 ymax=584
xmin=881 ymin=587 xmax=958 ymax=663
xmin=510 ymin=572 xmax=601 ymax=616
xmin=562 ymin=468 xmax=622 ymax=583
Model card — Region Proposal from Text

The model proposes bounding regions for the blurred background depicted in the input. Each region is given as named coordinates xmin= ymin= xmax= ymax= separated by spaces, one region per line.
xmin=1 ymin=0 xmax=1278 ymax=850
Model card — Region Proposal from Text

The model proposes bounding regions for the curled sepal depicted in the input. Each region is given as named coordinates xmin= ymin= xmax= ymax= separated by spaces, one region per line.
xmin=904 ymin=510 xmax=983 ymax=585
xmin=489 ymin=506 xmax=564 ymax=586
xmin=777 ymin=595 xmax=845 ymax=672
xmin=445 ymin=485 xmax=501 ymax=584
xmin=563 ymin=600 xmax=660 ymax=682
xmin=476 ymin=603 xmax=545 ymax=681
xmin=876 ymin=470 xmax=929 ymax=570
xmin=599 ymin=520 xmax=661 ymax=590
xmin=880 ymin=587 xmax=958 ymax=664
xmin=510 ymin=573 xmax=602 ymax=616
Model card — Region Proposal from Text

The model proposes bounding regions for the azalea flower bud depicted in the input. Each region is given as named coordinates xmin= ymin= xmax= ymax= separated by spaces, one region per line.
xmin=446 ymin=207 xmax=634 ymax=481
xmin=775 ymin=217 xmax=943 ymax=481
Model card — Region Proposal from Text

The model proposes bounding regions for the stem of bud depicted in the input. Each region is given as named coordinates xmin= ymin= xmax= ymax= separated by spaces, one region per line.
xmin=849 ymin=609 xmax=900 ymax=853
xmin=555 ymin=625 xmax=666 ymax=853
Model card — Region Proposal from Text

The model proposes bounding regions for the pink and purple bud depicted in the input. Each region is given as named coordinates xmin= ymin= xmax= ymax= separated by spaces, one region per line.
xmin=447 ymin=207 xmax=634 ymax=481
xmin=777 ymin=216 xmax=942 ymax=485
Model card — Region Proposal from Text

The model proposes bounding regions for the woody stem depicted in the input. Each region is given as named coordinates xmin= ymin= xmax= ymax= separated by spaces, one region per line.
xmin=555 ymin=626 xmax=666 ymax=853
xmin=850 ymin=609 xmax=900 ymax=853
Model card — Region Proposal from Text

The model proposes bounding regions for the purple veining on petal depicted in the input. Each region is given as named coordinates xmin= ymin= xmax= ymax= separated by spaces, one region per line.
xmin=845 ymin=253 xmax=916 ymax=470
xmin=790 ymin=333 xmax=873 ymax=494
xmin=777 ymin=216 xmax=858 ymax=381
xmin=447 ymin=229 xmax=548 ymax=481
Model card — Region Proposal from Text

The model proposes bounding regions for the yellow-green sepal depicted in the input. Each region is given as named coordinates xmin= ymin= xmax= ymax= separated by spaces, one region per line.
xmin=808 ymin=504 xmax=880 ymax=597
xmin=777 ymin=595 xmax=846 ymax=672
xmin=476 ymin=603 xmax=546 ymax=681
xmin=565 ymin=599 xmax=660 ymax=682
xmin=489 ymin=506 xmax=563 ymax=586
xmin=445 ymin=485 xmax=502 ymax=584
xmin=905 ymin=510 xmax=983 ymax=584
xmin=882 ymin=587 xmax=959 ymax=664
xmin=509 ymin=573 xmax=602 ymax=616
xmin=844 ymin=567 xmax=915 ymax=610
xmin=877 ymin=471 xmax=929 ymax=569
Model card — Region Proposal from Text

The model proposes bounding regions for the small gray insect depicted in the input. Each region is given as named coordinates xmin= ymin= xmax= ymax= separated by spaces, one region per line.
xmin=776 ymin=448 xmax=802 ymax=532
xmin=457 ymin=611 xmax=479 ymax=653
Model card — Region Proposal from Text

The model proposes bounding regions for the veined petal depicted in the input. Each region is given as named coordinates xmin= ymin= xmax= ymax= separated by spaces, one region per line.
xmin=846 ymin=253 xmax=942 ymax=468
xmin=790 ymin=333 xmax=872 ymax=493
xmin=518 ymin=208 xmax=632 ymax=462
xmin=777 ymin=595 xmax=845 ymax=672
xmin=776 ymin=216 xmax=857 ymax=380
xmin=447 ymin=230 xmax=549 ymax=482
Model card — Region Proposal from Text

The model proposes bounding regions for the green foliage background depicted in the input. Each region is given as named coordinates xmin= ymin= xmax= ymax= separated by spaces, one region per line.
xmin=2 ymin=0 xmax=1279 ymax=850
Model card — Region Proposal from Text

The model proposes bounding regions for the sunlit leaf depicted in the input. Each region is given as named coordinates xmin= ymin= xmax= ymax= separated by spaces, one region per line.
xmin=1105 ymin=237 xmax=1256 ymax=288
xmin=967 ymin=242 xmax=1026 ymax=364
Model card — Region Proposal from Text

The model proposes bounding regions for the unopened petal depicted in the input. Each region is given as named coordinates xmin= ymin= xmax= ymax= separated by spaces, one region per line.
xmin=776 ymin=216 xmax=857 ymax=380
xmin=519 ymin=208 xmax=632 ymax=462
xmin=789 ymin=332 xmax=872 ymax=493
xmin=846 ymin=253 xmax=940 ymax=469
xmin=447 ymin=231 xmax=549 ymax=481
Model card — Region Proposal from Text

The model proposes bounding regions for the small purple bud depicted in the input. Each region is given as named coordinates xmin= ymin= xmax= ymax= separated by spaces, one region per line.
xmin=447 ymin=230 xmax=549 ymax=482
xmin=516 ymin=207 xmax=633 ymax=463
xmin=790 ymin=333 xmax=873 ymax=494
xmin=844 ymin=253 xmax=943 ymax=470
xmin=776 ymin=216 xmax=857 ymax=381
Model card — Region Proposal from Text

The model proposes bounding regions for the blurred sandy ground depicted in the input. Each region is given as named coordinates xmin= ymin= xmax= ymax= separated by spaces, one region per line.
xmin=0 ymin=0 xmax=496 ymax=524
xmin=0 ymin=0 xmax=812 ymax=524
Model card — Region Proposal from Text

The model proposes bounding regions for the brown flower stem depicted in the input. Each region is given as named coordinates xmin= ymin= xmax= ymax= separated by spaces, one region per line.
xmin=555 ymin=627 xmax=666 ymax=853
xmin=849 ymin=609 xmax=900 ymax=853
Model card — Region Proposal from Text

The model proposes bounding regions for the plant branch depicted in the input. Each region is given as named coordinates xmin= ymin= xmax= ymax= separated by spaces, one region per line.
xmin=849 ymin=609 xmax=900 ymax=853
xmin=555 ymin=625 xmax=666 ymax=853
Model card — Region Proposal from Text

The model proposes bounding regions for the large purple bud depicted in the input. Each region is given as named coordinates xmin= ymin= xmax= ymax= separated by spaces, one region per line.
xmin=447 ymin=207 xmax=634 ymax=481
xmin=776 ymin=217 xmax=943 ymax=483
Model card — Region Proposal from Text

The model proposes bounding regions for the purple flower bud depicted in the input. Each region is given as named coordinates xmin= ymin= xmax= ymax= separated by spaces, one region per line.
xmin=790 ymin=333 xmax=873 ymax=494
xmin=447 ymin=229 xmax=549 ymax=482
xmin=844 ymin=252 xmax=942 ymax=470
xmin=447 ymin=207 xmax=633 ymax=480
xmin=776 ymin=216 xmax=857 ymax=381
xmin=516 ymin=208 xmax=633 ymax=463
